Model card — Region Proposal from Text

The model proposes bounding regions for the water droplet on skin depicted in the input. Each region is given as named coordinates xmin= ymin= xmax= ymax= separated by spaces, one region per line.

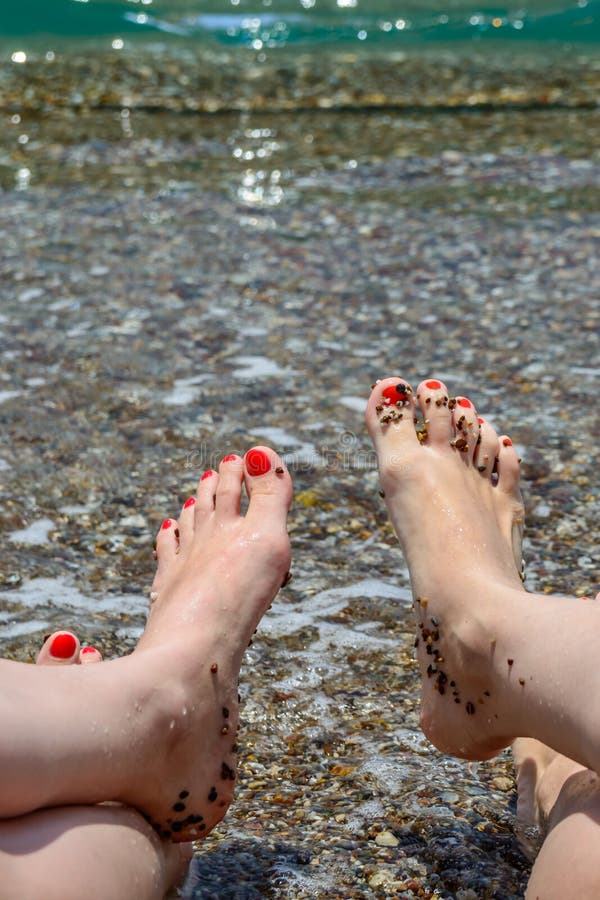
xmin=182 ymin=707 xmax=188 ymax=717
xmin=169 ymin=719 xmax=176 ymax=730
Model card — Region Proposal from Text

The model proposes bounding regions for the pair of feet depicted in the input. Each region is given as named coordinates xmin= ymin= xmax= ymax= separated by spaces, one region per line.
xmin=3 ymin=379 xmax=596 ymax=869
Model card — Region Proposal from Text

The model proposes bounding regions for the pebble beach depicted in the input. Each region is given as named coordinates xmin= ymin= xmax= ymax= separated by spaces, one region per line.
xmin=1 ymin=11 xmax=599 ymax=898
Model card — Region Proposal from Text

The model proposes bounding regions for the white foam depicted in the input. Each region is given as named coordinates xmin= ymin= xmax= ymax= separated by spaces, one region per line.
xmin=163 ymin=375 xmax=211 ymax=406
xmin=0 ymin=576 xmax=148 ymax=618
xmin=232 ymin=355 xmax=290 ymax=379
xmin=0 ymin=390 xmax=22 ymax=404
xmin=10 ymin=518 xmax=56 ymax=545
xmin=250 ymin=425 xmax=318 ymax=465
xmin=339 ymin=396 xmax=366 ymax=412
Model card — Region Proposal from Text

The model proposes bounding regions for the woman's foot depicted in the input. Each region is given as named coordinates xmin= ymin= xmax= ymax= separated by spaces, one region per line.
xmin=130 ymin=447 xmax=292 ymax=839
xmin=366 ymin=377 xmax=600 ymax=771
xmin=0 ymin=447 xmax=292 ymax=843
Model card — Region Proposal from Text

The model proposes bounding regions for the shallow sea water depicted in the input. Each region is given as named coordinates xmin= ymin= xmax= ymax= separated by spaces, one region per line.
xmin=1 ymin=10 xmax=599 ymax=899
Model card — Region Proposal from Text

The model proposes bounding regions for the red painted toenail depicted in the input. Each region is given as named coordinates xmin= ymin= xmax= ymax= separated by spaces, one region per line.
xmin=478 ymin=417 xmax=485 ymax=424
xmin=246 ymin=448 xmax=271 ymax=476
xmin=201 ymin=470 xmax=215 ymax=481
xmin=425 ymin=380 xmax=442 ymax=389
xmin=81 ymin=646 xmax=97 ymax=655
xmin=457 ymin=398 xmax=472 ymax=408
xmin=49 ymin=633 xmax=77 ymax=659
xmin=502 ymin=438 xmax=513 ymax=446
xmin=161 ymin=519 xmax=172 ymax=530
xmin=184 ymin=497 xmax=196 ymax=508
xmin=382 ymin=383 xmax=409 ymax=403
xmin=221 ymin=454 xmax=237 ymax=463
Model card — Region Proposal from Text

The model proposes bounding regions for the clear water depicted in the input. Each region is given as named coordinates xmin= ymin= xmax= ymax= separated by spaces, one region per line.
xmin=1 ymin=0 xmax=599 ymax=46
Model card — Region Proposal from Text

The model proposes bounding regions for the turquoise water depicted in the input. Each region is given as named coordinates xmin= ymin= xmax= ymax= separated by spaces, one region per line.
xmin=1 ymin=0 xmax=600 ymax=46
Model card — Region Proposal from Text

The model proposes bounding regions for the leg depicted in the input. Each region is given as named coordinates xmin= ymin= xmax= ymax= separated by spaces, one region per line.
xmin=365 ymin=378 xmax=600 ymax=775
xmin=0 ymin=447 xmax=292 ymax=841
xmin=0 ymin=805 xmax=192 ymax=900
xmin=0 ymin=632 xmax=191 ymax=900
xmin=514 ymin=738 xmax=600 ymax=899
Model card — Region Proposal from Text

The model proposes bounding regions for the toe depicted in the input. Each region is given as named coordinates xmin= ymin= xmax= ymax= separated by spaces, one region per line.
xmin=37 ymin=631 xmax=80 ymax=665
xmin=178 ymin=495 xmax=197 ymax=547
xmin=243 ymin=447 xmax=293 ymax=528
xmin=79 ymin=645 xmax=103 ymax=664
xmin=473 ymin=416 xmax=501 ymax=478
xmin=215 ymin=454 xmax=244 ymax=519
xmin=415 ymin=378 xmax=453 ymax=447
xmin=450 ymin=396 xmax=479 ymax=461
xmin=195 ymin=470 xmax=218 ymax=515
xmin=365 ymin=376 xmax=419 ymax=451
xmin=496 ymin=435 xmax=522 ymax=496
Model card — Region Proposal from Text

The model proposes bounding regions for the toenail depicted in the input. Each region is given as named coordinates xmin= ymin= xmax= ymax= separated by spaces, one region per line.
xmin=425 ymin=380 xmax=443 ymax=389
xmin=81 ymin=646 xmax=98 ymax=655
xmin=49 ymin=633 xmax=77 ymax=659
xmin=246 ymin=448 xmax=271 ymax=476
xmin=382 ymin=383 xmax=410 ymax=404
xmin=478 ymin=417 xmax=485 ymax=424
xmin=201 ymin=470 xmax=215 ymax=480
xmin=457 ymin=397 xmax=472 ymax=408
xmin=161 ymin=519 xmax=172 ymax=530
xmin=502 ymin=437 xmax=513 ymax=446
xmin=184 ymin=497 xmax=196 ymax=508
xmin=221 ymin=454 xmax=237 ymax=463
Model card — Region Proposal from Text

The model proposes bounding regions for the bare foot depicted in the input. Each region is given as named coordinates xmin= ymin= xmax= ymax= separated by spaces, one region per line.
xmin=366 ymin=376 xmax=600 ymax=775
xmin=124 ymin=447 xmax=292 ymax=839
xmin=366 ymin=377 xmax=529 ymax=760
xmin=0 ymin=447 xmax=291 ymax=844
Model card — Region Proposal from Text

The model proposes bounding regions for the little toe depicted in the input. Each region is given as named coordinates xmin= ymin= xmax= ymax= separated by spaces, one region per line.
xmin=496 ymin=435 xmax=522 ymax=496
xmin=243 ymin=447 xmax=293 ymax=527
xmin=473 ymin=416 xmax=501 ymax=478
xmin=366 ymin=376 xmax=419 ymax=452
xmin=414 ymin=378 xmax=453 ymax=448
xmin=37 ymin=631 xmax=80 ymax=665
xmin=215 ymin=454 xmax=244 ymax=519
xmin=451 ymin=396 xmax=480 ymax=461
xmin=195 ymin=469 xmax=218 ymax=514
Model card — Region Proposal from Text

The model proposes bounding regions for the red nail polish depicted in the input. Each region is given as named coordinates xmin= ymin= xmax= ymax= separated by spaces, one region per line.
xmin=81 ymin=646 xmax=97 ymax=655
xmin=184 ymin=497 xmax=196 ymax=508
xmin=382 ymin=382 xmax=410 ymax=403
xmin=161 ymin=519 xmax=172 ymax=530
xmin=425 ymin=380 xmax=443 ymax=390
xmin=201 ymin=470 xmax=215 ymax=481
xmin=221 ymin=454 xmax=237 ymax=463
xmin=246 ymin=448 xmax=271 ymax=476
xmin=502 ymin=437 xmax=513 ymax=447
xmin=49 ymin=633 xmax=77 ymax=659
xmin=457 ymin=397 xmax=472 ymax=408
xmin=478 ymin=417 xmax=485 ymax=424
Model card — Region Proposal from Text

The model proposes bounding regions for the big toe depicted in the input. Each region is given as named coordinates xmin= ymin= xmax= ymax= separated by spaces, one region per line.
xmin=243 ymin=447 xmax=293 ymax=533
xmin=366 ymin=376 xmax=419 ymax=457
